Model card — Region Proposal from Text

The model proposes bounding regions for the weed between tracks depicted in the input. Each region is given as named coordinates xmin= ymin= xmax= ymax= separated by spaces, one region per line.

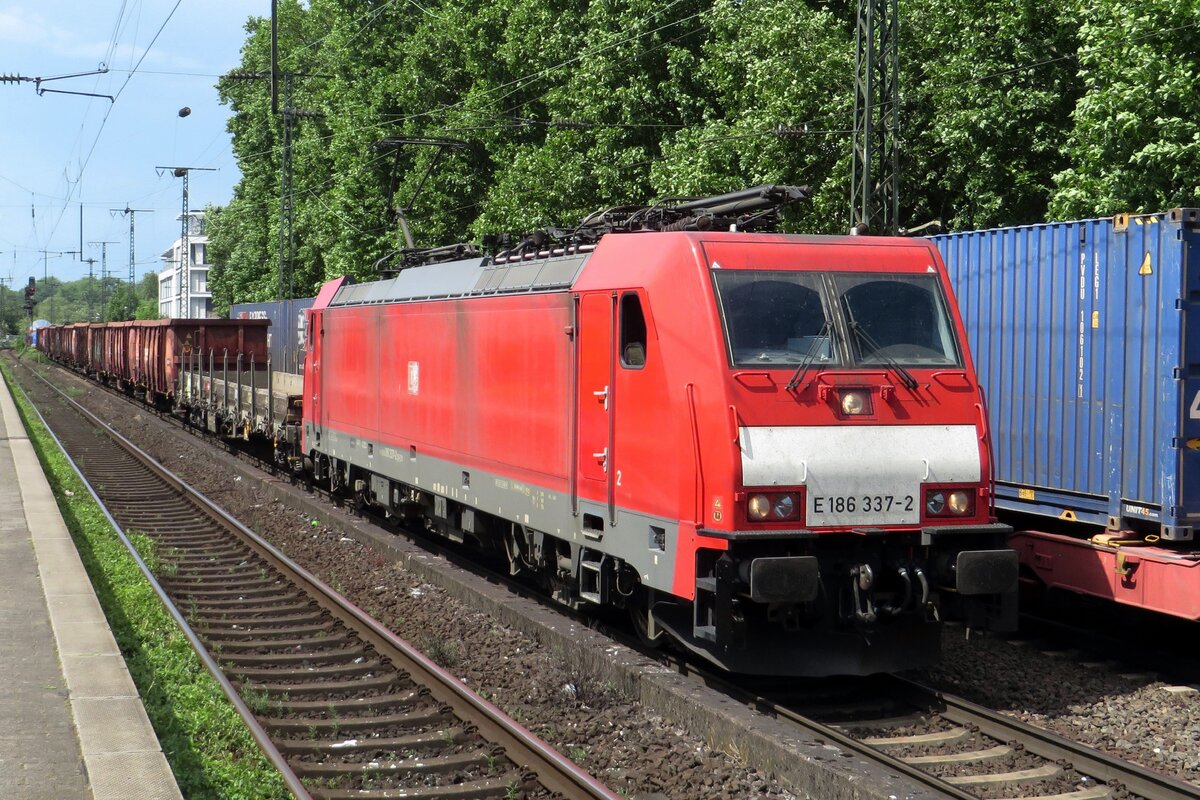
xmin=1 ymin=361 xmax=291 ymax=800
xmin=418 ymin=634 xmax=461 ymax=668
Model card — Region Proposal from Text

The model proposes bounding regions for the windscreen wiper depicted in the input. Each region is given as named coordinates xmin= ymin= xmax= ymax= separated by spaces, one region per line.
xmin=785 ymin=320 xmax=832 ymax=391
xmin=846 ymin=319 xmax=918 ymax=391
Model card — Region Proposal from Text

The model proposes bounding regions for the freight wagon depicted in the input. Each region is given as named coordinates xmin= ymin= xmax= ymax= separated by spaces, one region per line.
xmin=230 ymin=297 xmax=314 ymax=375
xmin=27 ymin=320 xmax=51 ymax=347
xmin=38 ymin=318 xmax=282 ymax=440
xmin=230 ymin=298 xmax=314 ymax=399
xmin=934 ymin=209 xmax=1200 ymax=619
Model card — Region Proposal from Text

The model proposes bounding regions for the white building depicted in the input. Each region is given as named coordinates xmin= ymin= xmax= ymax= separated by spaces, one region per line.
xmin=158 ymin=211 xmax=212 ymax=318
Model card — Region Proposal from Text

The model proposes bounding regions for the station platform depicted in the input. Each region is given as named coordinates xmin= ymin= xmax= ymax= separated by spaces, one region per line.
xmin=0 ymin=369 xmax=181 ymax=800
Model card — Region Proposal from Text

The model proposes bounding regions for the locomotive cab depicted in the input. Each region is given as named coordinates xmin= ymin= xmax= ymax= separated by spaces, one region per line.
xmin=574 ymin=233 xmax=1018 ymax=675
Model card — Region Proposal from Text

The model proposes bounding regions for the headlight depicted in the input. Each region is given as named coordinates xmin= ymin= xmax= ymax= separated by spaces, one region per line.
xmin=748 ymin=494 xmax=772 ymax=520
xmin=841 ymin=390 xmax=867 ymax=415
xmin=772 ymin=494 xmax=795 ymax=519
xmin=925 ymin=488 xmax=974 ymax=517
xmin=746 ymin=492 xmax=800 ymax=522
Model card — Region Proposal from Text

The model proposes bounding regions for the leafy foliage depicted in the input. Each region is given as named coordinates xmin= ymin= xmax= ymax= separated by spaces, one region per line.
xmin=4 ymin=271 xmax=159 ymax=326
xmin=1049 ymin=0 xmax=1200 ymax=217
xmin=650 ymin=0 xmax=854 ymax=233
xmin=902 ymin=0 xmax=1082 ymax=229
xmin=0 ymin=286 xmax=25 ymax=334
xmin=205 ymin=0 xmax=1196 ymax=294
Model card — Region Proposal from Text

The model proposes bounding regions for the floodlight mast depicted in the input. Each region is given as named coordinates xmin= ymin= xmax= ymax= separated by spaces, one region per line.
xmin=155 ymin=167 xmax=215 ymax=318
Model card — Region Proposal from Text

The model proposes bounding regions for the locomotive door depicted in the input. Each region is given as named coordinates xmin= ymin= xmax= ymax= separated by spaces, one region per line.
xmin=308 ymin=309 xmax=324 ymax=439
xmin=576 ymin=292 xmax=616 ymax=525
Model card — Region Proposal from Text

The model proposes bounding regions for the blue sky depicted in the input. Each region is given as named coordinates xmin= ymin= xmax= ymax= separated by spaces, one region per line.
xmin=0 ymin=0 xmax=257 ymax=290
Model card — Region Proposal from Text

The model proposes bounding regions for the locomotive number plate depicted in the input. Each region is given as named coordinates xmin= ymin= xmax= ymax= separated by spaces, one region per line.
xmin=809 ymin=494 xmax=916 ymax=523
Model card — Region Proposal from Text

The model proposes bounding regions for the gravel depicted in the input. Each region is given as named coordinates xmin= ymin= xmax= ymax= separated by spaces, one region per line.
xmin=922 ymin=629 xmax=1200 ymax=786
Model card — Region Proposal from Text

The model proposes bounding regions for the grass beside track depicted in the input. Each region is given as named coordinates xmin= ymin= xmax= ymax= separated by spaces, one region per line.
xmin=2 ymin=358 xmax=290 ymax=800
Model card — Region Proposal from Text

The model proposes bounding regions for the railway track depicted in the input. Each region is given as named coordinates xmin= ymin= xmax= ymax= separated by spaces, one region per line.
xmin=704 ymin=669 xmax=1200 ymax=800
xmin=18 ymin=356 xmax=1200 ymax=800
xmin=11 ymin=361 xmax=616 ymax=800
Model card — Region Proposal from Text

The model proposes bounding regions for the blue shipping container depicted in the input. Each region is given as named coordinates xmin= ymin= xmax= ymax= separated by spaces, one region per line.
xmin=934 ymin=209 xmax=1200 ymax=542
xmin=229 ymin=298 xmax=314 ymax=375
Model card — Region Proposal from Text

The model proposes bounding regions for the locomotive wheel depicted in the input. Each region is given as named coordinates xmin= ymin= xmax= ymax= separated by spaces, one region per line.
xmin=328 ymin=459 xmax=343 ymax=495
xmin=629 ymin=590 xmax=665 ymax=648
xmin=351 ymin=483 xmax=368 ymax=511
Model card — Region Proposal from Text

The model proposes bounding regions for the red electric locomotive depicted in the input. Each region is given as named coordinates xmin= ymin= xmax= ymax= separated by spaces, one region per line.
xmin=302 ymin=187 xmax=1018 ymax=676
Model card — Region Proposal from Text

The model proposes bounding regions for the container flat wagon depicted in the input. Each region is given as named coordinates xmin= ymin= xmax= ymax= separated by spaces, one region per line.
xmin=230 ymin=298 xmax=314 ymax=398
xmin=934 ymin=209 xmax=1200 ymax=619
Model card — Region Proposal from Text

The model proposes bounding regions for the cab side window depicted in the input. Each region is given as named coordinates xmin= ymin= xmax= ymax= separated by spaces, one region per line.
xmin=620 ymin=293 xmax=647 ymax=368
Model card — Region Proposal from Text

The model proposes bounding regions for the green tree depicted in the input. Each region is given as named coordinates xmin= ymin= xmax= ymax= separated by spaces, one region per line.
xmin=103 ymin=284 xmax=138 ymax=321
xmin=1049 ymin=0 xmax=1200 ymax=218
xmin=901 ymin=0 xmax=1081 ymax=229
xmin=134 ymin=271 xmax=162 ymax=319
xmin=205 ymin=0 xmax=1197 ymax=285
xmin=209 ymin=2 xmax=327 ymax=305
xmin=477 ymin=0 xmax=709 ymax=234
xmin=0 ymin=284 xmax=26 ymax=334
xmin=650 ymin=0 xmax=853 ymax=233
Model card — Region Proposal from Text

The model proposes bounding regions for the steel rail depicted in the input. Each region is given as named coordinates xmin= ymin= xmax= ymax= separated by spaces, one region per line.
xmin=33 ymin=353 xmax=1197 ymax=800
xmin=891 ymin=676 xmax=1200 ymax=800
xmin=15 ymin=361 xmax=618 ymax=800
xmin=10 ymin=368 xmax=314 ymax=799
xmin=671 ymin=659 xmax=978 ymax=800
xmin=678 ymin=657 xmax=1200 ymax=800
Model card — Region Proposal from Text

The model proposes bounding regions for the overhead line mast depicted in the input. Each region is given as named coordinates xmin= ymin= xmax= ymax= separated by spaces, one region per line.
xmin=112 ymin=207 xmax=153 ymax=311
xmin=850 ymin=0 xmax=901 ymax=235
xmin=229 ymin=56 xmax=328 ymax=305
xmin=89 ymin=240 xmax=119 ymax=319
xmin=81 ymin=257 xmax=98 ymax=320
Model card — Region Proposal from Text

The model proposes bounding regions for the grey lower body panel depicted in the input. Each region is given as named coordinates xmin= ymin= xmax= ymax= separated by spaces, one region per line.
xmin=310 ymin=425 xmax=682 ymax=592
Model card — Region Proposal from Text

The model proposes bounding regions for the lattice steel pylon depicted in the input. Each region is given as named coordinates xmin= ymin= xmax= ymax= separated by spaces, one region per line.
xmin=850 ymin=0 xmax=901 ymax=235
xmin=177 ymin=169 xmax=191 ymax=318
xmin=112 ymin=207 xmax=152 ymax=304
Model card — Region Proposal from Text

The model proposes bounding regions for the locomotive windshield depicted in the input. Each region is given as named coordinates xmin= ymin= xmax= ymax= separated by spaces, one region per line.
xmin=713 ymin=270 xmax=962 ymax=368
xmin=713 ymin=271 xmax=839 ymax=366
xmin=833 ymin=274 xmax=960 ymax=366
